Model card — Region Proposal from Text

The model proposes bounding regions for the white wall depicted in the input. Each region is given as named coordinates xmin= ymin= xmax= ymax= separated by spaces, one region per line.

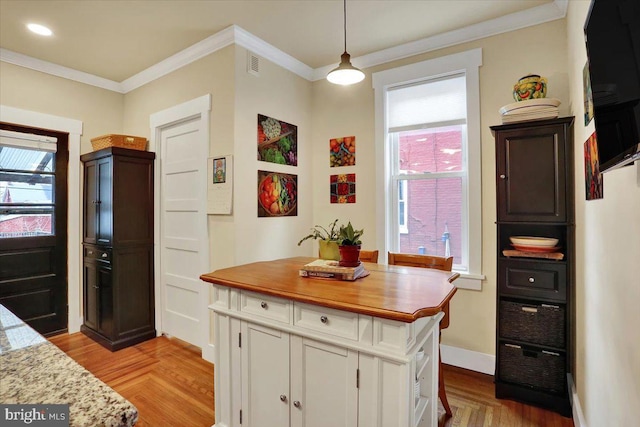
xmin=566 ymin=2 xmax=640 ymax=426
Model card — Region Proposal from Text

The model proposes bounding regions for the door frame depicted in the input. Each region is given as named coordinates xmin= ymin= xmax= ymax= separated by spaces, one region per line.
xmin=0 ymin=105 xmax=83 ymax=332
xmin=149 ymin=94 xmax=212 ymax=361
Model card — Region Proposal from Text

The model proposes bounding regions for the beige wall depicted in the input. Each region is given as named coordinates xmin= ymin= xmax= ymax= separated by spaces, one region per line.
xmin=123 ymin=46 xmax=237 ymax=271
xmin=310 ymin=19 xmax=570 ymax=356
xmin=0 ymin=61 xmax=124 ymax=152
xmin=567 ymin=2 xmax=640 ymax=426
xmin=233 ymin=46 xmax=313 ymax=265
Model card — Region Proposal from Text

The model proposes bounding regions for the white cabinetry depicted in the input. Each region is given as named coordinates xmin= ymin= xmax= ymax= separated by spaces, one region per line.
xmin=210 ymin=286 xmax=442 ymax=427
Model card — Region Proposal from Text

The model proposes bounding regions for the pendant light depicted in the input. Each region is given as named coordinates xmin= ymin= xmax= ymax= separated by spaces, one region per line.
xmin=326 ymin=0 xmax=365 ymax=85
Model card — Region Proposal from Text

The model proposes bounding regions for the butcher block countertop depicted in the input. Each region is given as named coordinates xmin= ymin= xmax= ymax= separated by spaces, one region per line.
xmin=200 ymin=257 xmax=459 ymax=323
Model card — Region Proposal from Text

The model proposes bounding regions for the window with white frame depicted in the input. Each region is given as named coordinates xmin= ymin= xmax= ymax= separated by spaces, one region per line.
xmin=373 ymin=49 xmax=483 ymax=287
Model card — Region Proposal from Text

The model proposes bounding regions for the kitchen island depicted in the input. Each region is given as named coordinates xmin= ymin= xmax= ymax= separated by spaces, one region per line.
xmin=200 ymin=257 xmax=458 ymax=427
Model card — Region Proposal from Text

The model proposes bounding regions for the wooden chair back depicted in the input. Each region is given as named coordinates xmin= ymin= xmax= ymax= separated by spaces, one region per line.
xmin=387 ymin=252 xmax=453 ymax=272
xmin=359 ymin=250 xmax=379 ymax=263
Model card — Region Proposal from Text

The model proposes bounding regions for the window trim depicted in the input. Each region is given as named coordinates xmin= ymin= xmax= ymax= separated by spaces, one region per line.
xmin=372 ymin=48 xmax=484 ymax=290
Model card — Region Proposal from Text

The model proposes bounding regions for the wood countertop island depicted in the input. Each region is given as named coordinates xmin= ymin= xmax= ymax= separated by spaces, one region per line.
xmin=199 ymin=256 xmax=458 ymax=323
xmin=201 ymin=257 xmax=459 ymax=427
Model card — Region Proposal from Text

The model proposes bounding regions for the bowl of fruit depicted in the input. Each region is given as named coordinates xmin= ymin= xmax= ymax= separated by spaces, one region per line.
xmin=258 ymin=172 xmax=297 ymax=216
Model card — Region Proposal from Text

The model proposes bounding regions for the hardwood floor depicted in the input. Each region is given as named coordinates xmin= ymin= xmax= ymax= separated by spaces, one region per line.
xmin=49 ymin=333 xmax=573 ymax=427
xmin=48 ymin=333 xmax=214 ymax=427
xmin=440 ymin=365 xmax=574 ymax=427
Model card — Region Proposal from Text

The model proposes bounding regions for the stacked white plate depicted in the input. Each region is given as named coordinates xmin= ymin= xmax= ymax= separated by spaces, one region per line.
xmin=509 ymin=236 xmax=560 ymax=253
xmin=499 ymin=98 xmax=561 ymax=124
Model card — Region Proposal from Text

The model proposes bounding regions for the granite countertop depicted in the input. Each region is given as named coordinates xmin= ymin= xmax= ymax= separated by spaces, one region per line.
xmin=0 ymin=305 xmax=138 ymax=427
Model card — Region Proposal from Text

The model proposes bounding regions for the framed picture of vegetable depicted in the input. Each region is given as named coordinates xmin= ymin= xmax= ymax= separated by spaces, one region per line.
xmin=330 ymin=136 xmax=356 ymax=167
xmin=258 ymin=170 xmax=298 ymax=217
xmin=330 ymin=173 xmax=356 ymax=203
xmin=257 ymin=114 xmax=298 ymax=166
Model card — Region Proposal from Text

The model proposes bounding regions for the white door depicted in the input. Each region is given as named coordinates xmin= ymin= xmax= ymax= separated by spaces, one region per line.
xmin=158 ymin=116 xmax=208 ymax=347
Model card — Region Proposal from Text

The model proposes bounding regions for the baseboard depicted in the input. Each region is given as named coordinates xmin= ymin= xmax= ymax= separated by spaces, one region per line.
xmin=202 ymin=343 xmax=215 ymax=364
xmin=440 ymin=344 xmax=495 ymax=375
xmin=568 ymin=374 xmax=587 ymax=427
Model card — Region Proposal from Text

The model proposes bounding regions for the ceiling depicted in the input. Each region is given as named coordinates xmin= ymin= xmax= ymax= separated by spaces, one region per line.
xmin=0 ymin=0 xmax=559 ymax=84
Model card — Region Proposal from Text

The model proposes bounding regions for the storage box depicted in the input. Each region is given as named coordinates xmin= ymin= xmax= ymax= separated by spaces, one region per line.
xmin=498 ymin=343 xmax=566 ymax=393
xmin=91 ymin=134 xmax=147 ymax=151
xmin=500 ymin=300 xmax=565 ymax=348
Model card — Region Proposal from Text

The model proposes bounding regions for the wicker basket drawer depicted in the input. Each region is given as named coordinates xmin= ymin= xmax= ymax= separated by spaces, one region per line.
xmin=498 ymin=343 xmax=566 ymax=393
xmin=500 ymin=300 xmax=565 ymax=348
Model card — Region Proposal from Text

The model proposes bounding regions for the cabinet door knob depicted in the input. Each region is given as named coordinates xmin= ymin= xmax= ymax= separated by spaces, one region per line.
xmin=88 ymin=251 xmax=93 ymax=255
xmin=101 ymin=253 xmax=108 ymax=258
xmin=260 ymin=301 xmax=268 ymax=309
xmin=279 ymin=394 xmax=287 ymax=402
xmin=293 ymin=400 xmax=301 ymax=408
xmin=528 ymin=277 xmax=535 ymax=283
xmin=499 ymin=174 xmax=506 ymax=179
xmin=320 ymin=316 xmax=328 ymax=324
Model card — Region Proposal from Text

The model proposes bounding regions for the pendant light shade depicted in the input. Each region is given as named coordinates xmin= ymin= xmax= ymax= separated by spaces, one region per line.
xmin=327 ymin=0 xmax=364 ymax=85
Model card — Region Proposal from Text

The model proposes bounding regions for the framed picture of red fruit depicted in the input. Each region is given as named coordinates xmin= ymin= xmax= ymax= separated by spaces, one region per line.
xmin=329 ymin=136 xmax=355 ymax=167
xmin=258 ymin=170 xmax=298 ymax=217
xmin=330 ymin=173 xmax=356 ymax=204
xmin=257 ymin=114 xmax=298 ymax=166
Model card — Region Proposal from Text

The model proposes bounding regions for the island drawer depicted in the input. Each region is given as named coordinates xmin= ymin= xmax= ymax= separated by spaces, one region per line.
xmin=240 ymin=291 xmax=291 ymax=324
xmin=293 ymin=302 xmax=359 ymax=341
xmin=498 ymin=259 xmax=566 ymax=302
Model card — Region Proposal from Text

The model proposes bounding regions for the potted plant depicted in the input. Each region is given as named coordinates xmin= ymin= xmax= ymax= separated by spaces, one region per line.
xmin=297 ymin=219 xmax=340 ymax=260
xmin=337 ymin=221 xmax=364 ymax=267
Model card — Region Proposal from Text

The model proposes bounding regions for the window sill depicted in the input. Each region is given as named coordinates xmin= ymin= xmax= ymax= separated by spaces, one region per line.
xmin=451 ymin=272 xmax=484 ymax=291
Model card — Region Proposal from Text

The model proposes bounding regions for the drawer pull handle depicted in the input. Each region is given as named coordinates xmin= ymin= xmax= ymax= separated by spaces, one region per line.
xmin=293 ymin=400 xmax=301 ymax=408
xmin=101 ymin=253 xmax=108 ymax=258
xmin=505 ymin=343 xmax=521 ymax=349
xmin=88 ymin=251 xmax=93 ymax=255
xmin=521 ymin=307 xmax=538 ymax=313
xmin=260 ymin=301 xmax=268 ymax=309
xmin=542 ymin=350 xmax=560 ymax=356
xmin=320 ymin=316 xmax=328 ymax=324
xmin=528 ymin=277 xmax=535 ymax=283
xmin=280 ymin=394 xmax=287 ymax=402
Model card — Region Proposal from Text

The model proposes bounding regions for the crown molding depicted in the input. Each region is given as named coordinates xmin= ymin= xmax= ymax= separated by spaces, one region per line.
xmin=120 ymin=25 xmax=236 ymax=93
xmin=1 ymin=0 xmax=568 ymax=92
xmin=312 ymin=0 xmax=569 ymax=80
xmin=0 ymin=48 xmax=124 ymax=93
xmin=233 ymin=25 xmax=314 ymax=81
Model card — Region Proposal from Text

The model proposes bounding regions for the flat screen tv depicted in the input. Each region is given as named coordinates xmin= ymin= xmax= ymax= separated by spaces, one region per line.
xmin=584 ymin=0 xmax=640 ymax=172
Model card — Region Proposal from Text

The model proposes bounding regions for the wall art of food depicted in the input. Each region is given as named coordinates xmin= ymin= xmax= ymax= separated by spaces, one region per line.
xmin=257 ymin=114 xmax=298 ymax=166
xmin=329 ymin=136 xmax=355 ymax=167
xmin=330 ymin=173 xmax=356 ymax=204
xmin=258 ymin=170 xmax=298 ymax=217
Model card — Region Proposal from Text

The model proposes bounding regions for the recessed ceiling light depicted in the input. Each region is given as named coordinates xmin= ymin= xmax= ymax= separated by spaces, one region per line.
xmin=27 ymin=23 xmax=53 ymax=36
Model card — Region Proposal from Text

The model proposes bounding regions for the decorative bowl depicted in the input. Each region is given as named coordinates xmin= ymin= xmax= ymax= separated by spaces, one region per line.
xmin=509 ymin=236 xmax=559 ymax=247
xmin=513 ymin=74 xmax=547 ymax=101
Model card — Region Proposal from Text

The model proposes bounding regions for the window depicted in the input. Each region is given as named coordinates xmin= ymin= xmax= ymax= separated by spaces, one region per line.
xmin=0 ymin=130 xmax=57 ymax=238
xmin=373 ymin=49 xmax=483 ymax=289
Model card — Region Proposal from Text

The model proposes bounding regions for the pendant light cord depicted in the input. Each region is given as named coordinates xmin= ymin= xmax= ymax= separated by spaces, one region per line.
xmin=343 ymin=0 xmax=347 ymax=52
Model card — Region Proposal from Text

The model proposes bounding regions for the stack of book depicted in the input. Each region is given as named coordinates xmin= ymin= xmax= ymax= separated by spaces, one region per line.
xmin=499 ymin=98 xmax=561 ymax=124
xmin=299 ymin=259 xmax=368 ymax=281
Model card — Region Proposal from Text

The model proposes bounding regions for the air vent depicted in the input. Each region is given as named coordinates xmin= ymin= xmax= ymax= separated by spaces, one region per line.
xmin=247 ymin=52 xmax=259 ymax=76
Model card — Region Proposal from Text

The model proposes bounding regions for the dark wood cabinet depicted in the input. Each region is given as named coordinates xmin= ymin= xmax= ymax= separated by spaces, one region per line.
xmin=81 ymin=147 xmax=156 ymax=351
xmin=491 ymin=117 xmax=574 ymax=417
